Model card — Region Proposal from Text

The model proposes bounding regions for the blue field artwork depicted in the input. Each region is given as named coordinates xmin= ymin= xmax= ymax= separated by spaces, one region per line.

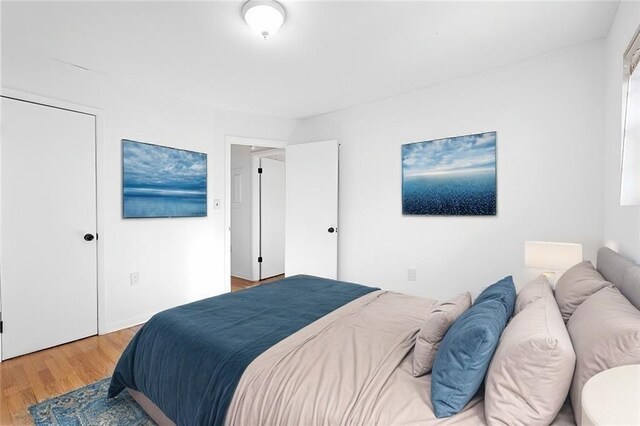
xmin=122 ymin=140 xmax=207 ymax=218
xmin=402 ymin=132 xmax=497 ymax=216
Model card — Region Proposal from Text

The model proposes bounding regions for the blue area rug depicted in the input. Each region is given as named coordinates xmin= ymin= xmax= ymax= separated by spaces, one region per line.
xmin=29 ymin=378 xmax=155 ymax=425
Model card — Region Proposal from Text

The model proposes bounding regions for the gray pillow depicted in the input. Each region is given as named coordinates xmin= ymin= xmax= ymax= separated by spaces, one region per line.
xmin=554 ymin=261 xmax=612 ymax=322
xmin=514 ymin=274 xmax=551 ymax=316
xmin=567 ymin=286 xmax=640 ymax=425
xmin=412 ymin=292 xmax=471 ymax=377
xmin=485 ymin=278 xmax=575 ymax=425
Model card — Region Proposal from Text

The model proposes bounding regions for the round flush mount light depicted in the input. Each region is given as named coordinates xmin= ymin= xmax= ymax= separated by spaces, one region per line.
xmin=242 ymin=0 xmax=285 ymax=40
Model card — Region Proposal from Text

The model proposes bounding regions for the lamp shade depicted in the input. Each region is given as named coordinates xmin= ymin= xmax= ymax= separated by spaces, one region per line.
xmin=524 ymin=241 xmax=583 ymax=271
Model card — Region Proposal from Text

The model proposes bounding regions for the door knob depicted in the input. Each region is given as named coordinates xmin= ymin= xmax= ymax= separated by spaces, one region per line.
xmin=84 ymin=233 xmax=95 ymax=242
xmin=327 ymin=227 xmax=336 ymax=233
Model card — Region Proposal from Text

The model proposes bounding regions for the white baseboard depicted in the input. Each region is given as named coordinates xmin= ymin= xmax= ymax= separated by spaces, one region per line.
xmin=101 ymin=313 xmax=153 ymax=335
xmin=231 ymin=271 xmax=253 ymax=281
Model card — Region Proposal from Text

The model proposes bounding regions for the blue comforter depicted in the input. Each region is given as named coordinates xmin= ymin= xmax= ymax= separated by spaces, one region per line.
xmin=108 ymin=275 xmax=378 ymax=425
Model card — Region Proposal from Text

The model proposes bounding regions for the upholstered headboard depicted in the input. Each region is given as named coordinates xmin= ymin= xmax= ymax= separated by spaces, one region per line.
xmin=597 ymin=247 xmax=640 ymax=310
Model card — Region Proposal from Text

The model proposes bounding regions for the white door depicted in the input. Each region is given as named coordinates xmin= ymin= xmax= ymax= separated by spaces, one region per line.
xmin=260 ymin=157 xmax=285 ymax=279
xmin=231 ymin=164 xmax=251 ymax=280
xmin=1 ymin=97 xmax=98 ymax=360
xmin=285 ymin=141 xmax=338 ymax=279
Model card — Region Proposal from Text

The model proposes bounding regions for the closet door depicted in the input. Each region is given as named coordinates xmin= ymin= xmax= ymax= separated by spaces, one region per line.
xmin=285 ymin=140 xmax=338 ymax=279
xmin=1 ymin=97 xmax=98 ymax=359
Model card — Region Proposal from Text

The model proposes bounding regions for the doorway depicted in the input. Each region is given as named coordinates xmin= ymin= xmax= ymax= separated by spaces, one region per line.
xmin=224 ymin=137 xmax=340 ymax=291
xmin=225 ymin=137 xmax=286 ymax=292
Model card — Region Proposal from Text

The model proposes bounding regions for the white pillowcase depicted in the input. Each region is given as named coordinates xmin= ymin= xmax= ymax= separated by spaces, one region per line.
xmin=567 ymin=286 xmax=640 ymax=425
xmin=485 ymin=276 xmax=576 ymax=425
xmin=554 ymin=261 xmax=612 ymax=322
xmin=411 ymin=292 xmax=471 ymax=377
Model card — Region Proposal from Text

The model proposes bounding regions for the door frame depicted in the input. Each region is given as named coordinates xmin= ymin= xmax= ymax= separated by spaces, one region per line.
xmin=224 ymin=136 xmax=286 ymax=292
xmin=0 ymin=88 xmax=105 ymax=360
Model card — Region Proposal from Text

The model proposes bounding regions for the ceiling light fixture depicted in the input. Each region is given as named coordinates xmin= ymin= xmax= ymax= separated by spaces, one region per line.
xmin=242 ymin=0 xmax=285 ymax=40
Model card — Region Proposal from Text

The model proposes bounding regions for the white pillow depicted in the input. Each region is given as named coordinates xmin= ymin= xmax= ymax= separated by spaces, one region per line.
xmin=485 ymin=278 xmax=575 ymax=425
xmin=554 ymin=261 xmax=612 ymax=322
xmin=567 ymin=286 xmax=640 ymax=425
xmin=411 ymin=292 xmax=471 ymax=377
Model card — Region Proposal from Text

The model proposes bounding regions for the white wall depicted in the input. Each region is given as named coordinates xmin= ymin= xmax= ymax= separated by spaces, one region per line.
xmin=2 ymin=51 xmax=297 ymax=333
xmin=291 ymin=41 xmax=606 ymax=300
xmin=230 ymin=145 xmax=254 ymax=280
xmin=1 ymin=8 xmax=619 ymax=335
xmin=603 ymin=2 xmax=640 ymax=263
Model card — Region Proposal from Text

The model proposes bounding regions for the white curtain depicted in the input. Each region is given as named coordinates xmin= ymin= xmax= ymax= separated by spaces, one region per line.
xmin=620 ymin=46 xmax=640 ymax=206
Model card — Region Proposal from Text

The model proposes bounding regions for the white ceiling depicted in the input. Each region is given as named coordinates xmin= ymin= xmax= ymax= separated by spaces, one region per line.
xmin=2 ymin=1 xmax=618 ymax=119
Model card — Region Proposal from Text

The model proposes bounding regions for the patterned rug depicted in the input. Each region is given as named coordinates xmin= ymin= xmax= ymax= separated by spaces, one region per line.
xmin=29 ymin=378 xmax=155 ymax=425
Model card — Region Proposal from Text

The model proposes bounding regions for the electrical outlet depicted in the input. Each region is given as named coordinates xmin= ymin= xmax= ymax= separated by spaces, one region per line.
xmin=130 ymin=272 xmax=139 ymax=286
xmin=408 ymin=269 xmax=417 ymax=281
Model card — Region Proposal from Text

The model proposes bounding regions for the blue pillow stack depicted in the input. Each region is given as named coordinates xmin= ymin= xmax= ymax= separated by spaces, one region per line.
xmin=431 ymin=276 xmax=516 ymax=418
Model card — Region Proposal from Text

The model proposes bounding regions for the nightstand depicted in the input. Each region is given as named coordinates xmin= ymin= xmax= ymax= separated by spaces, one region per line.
xmin=581 ymin=364 xmax=640 ymax=426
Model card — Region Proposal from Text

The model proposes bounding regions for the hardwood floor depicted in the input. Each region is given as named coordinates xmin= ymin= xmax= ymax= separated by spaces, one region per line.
xmin=0 ymin=325 xmax=141 ymax=425
xmin=231 ymin=274 xmax=284 ymax=292
xmin=0 ymin=277 xmax=285 ymax=424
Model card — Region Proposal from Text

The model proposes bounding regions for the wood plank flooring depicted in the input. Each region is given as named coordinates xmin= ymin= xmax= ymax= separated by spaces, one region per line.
xmin=0 ymin=325 xmax=141 ymax=425
xmin=0 ymin=276 xmax=285 ymax=425
xmin=231 ymin=274 xmax=284 ymax=292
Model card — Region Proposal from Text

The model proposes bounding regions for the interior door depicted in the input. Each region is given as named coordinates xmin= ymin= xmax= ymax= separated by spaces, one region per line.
xmin=231 ymin=164 xmax=251 ymax=279
xmin=260 ymin=157 xmax=285 ymax=279
xmin=1 ymin=97 xmax=98 ymax=360
xmin=285 ymin=140 xmax=338 ymax=279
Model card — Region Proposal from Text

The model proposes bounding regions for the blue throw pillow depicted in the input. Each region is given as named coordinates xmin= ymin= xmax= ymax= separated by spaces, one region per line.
xmin=474 ymin=276 xmax=516 ymax=318
xmin=430 ymin=277 xmax=515 ymax=418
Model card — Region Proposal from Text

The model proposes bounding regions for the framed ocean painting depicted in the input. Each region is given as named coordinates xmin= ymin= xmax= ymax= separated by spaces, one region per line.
xmin=122 ymin=140 xmax=207 ymax=218
xmin=402 ymin=132 xmax=497 ymax=216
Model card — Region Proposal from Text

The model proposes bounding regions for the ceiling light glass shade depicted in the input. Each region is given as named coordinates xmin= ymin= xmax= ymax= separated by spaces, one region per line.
xmin=242 ymin=0 xmax=285 ymax=40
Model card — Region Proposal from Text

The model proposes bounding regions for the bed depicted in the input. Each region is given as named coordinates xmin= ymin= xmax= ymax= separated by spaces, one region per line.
xmin=109 ymin=247 xmax=640 ymax=425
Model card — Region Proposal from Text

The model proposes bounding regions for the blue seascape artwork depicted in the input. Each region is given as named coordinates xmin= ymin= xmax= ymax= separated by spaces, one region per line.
xmin=402 ymin=132 xmax=497 ymax=216
xmin=122 ymin=140 xmax=207 ymax=218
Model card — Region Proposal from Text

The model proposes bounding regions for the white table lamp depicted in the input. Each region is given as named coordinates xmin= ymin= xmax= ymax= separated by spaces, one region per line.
xmin=524 ymin=241 xmax=583 ymax=285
